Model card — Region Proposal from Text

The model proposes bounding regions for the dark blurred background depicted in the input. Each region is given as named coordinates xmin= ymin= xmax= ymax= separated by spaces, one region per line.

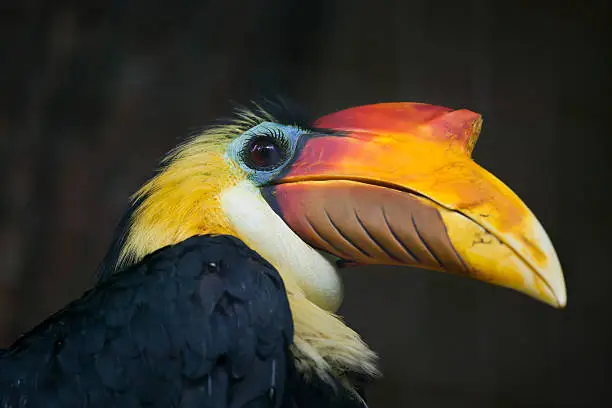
xmin=1 ymin=0 xmax=610 ymax=406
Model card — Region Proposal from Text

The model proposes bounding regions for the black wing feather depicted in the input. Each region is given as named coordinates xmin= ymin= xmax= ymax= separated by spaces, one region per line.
xmin=0 ymin=235 xmax=293 ymax=408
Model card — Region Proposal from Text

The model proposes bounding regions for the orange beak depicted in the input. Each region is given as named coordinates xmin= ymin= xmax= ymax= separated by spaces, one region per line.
xmin=262 ymin=102 xmax=566 ymax=308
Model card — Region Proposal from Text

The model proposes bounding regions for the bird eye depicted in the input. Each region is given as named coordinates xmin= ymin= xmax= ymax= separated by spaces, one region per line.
xmin=244 ymin=135 xmax=287 ymax=171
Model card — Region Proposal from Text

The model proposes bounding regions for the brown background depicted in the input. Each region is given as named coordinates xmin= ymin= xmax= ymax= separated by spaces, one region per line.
xmin=1 ymin=1 xmax=610 ymax=406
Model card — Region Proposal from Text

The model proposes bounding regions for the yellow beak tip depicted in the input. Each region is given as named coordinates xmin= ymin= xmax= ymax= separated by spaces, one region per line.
xmin=531 ymin=259 xmax=567 ymax=309
xmin=551 ymin=283 xmax=567 ymax=309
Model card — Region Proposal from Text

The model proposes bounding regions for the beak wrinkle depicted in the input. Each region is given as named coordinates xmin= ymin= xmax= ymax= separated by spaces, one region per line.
xmin=382 ymin=207 xmax=420 ymax=263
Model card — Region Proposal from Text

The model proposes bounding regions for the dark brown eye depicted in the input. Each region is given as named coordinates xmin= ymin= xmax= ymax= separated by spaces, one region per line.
xmin=245 ymin=136 xmax=286 ymax=170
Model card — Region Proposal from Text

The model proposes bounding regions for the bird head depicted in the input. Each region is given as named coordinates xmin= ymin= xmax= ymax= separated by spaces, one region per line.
xmin=112 ymin=101 xmax=565 ymax=312
xmin=103 ymin=100 xmax=566 ymax=380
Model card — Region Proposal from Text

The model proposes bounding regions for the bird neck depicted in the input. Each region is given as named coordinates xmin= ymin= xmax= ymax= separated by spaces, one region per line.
xmin=220 ymin=180 xmax=343 ymax=312
xmin=220 ymin=180 xmax=378 ymax=381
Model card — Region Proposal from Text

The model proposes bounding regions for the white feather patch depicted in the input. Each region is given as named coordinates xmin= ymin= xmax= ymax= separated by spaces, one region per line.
xmin=220 ymin=180 xmax=343 ymax=312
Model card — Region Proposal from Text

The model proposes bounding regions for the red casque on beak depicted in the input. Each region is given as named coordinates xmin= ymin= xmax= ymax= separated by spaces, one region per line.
xmin=262 ymin=103 xmax=566 ymax=308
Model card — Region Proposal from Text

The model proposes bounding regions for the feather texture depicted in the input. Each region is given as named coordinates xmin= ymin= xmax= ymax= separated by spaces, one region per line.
xmin=1 ymin=235 xmax=293 ymax=407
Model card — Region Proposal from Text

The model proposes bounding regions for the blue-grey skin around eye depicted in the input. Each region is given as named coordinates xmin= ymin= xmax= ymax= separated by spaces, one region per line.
xmin=226 ymin=122 xmax=344 ymax=267
xmin=226 ymin=122 xmax=308 ymax=186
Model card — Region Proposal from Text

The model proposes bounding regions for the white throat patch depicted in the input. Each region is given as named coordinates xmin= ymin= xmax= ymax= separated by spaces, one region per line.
xmin=220 ymin=181 xmax=343 ymax=312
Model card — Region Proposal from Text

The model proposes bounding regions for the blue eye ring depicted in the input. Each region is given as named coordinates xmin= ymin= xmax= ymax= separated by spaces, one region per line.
xmin=226 ymin=122 xmax=309 ymax=185
xmin=240 ymin=128 xmax=290 ymax=171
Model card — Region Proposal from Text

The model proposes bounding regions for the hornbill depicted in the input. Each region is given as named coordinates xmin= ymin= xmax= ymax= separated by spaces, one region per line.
xmin=0 ymin=101 xmax=566 ymax=407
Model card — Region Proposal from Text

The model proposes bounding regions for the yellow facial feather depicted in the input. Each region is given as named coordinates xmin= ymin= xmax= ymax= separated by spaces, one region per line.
xmin=118 ymin=103 xmax=282 ymax=267
xmin=118 ymin=132 xmax=244 ymax=268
